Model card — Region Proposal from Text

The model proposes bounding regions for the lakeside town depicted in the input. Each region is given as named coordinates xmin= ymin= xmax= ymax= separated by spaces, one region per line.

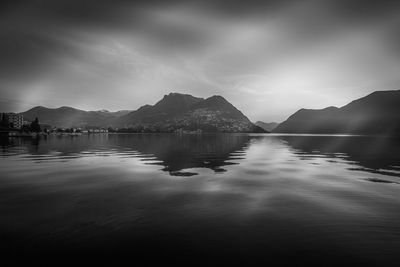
xmin=0 ymin=112 xmax=110 ymax=137
xmin=0 ymin=112 xmax=208 ymax=137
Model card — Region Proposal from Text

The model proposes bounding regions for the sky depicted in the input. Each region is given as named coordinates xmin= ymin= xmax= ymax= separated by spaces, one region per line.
xmin=1 ymin=0 xmax=400 ymax=122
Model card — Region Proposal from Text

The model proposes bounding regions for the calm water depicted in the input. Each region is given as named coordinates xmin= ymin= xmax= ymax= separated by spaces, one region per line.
xmin=1 ymin=134 xmax=400 ymax=265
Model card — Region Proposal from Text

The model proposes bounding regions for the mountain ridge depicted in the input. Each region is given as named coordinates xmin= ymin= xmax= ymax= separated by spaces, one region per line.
xmin=20 ymin=93 xmax=266 ymax=133
xmin=115 ymin=93 xmax=265 ymax=132
xmin=255 ymin=121 xmax=279 ymax=132
xmin=20 ymin=106 xmax=132 ymax=128
xmin=273 ymin=89 xmax=400 ymax=135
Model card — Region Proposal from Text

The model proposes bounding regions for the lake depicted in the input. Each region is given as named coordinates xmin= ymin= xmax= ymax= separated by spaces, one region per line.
xmin=1 ymin=134 xmax=400 ymax=265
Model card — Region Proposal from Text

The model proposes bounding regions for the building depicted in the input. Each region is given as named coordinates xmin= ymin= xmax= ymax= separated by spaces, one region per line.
xmin=0 ymin=113 xmax=24 ymax=129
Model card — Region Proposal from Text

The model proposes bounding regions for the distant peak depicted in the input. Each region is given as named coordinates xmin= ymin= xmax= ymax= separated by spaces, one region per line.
xmin=32 ymin=105 xmax=47 ymax=109
xmin=323 ymin=106 xmax=339 ymax=110
xmin=370 ymin=89 xmax=400 ymax=95
xmin=137 ymin=104 xmax=152 ymax=111
xmin=210 ymin=95 xmax=224 ymax=99
xmin=206 ymin=95 xmax=228 ymax=102
xmin=165 ymin=92 xmax=192 ymax=98
xmin=21 ymin=106 xmax=48 ymax=113
xmin=256 ymin=120 xmax=278 ymax=124
xmin=355 ymin=89 xmax=400 ymax=101
xmin=158 ymin=92 xmax=203 ymax=104
xmin=58 ymin=106 xmax=85 ymax=112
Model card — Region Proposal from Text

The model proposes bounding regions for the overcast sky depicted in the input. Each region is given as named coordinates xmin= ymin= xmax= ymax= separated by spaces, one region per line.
xmin=1 ymin=0 xmax=399 ymax=122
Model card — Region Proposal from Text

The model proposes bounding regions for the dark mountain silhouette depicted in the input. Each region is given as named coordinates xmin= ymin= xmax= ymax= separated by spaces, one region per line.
xmin=273 ymin=90 xmax=400 ymax=135
xmin=96 ymin=109 xmax=132 ymax=117
xmin=116 ymin=93 xmax=203 ymax=124
xmin=19 ymin=93 xmax=266 ymax=133
xmin=191 ymin=95 xmax=247 ymax=120
xmin=20 ymin=106 xmax=131 ymax=128
xmin=152 ymin=93 xmax=203 ymax=115
xmin=255 ymin=121 xmax=279 ymax=132
xmin=115 ymin=93 xmax=265 ymax=132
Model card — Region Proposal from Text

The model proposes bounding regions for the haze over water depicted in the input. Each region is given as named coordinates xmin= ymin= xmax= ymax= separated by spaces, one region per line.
xmin=1 ymin=134 xmax=400 ymax=265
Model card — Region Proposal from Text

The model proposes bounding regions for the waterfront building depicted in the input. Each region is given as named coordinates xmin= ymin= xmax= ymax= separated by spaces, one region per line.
xmin=0 ymin=113 xmax=24 ymax=129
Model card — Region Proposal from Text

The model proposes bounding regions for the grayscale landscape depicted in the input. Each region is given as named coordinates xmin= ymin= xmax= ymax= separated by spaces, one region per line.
xmin=1 ymin=1 xmax=400 ymax=266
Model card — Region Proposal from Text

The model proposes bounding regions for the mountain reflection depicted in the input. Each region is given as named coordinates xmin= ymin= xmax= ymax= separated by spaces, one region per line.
xmin=2 ymin=134 xmax=400 ymax=178
xmin=107 ymin=134 xmax=251 ymax=176
xmin=0 ymin=134 xmax=252 ymax=176
xmin=278 ymin=135 xmax=400 ymax=178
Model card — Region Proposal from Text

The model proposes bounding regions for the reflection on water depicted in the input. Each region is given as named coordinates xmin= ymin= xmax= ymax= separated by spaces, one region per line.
xmin=1 ymin=134 xmax=252 ymax=176
xmin=108 ymin=134 xmax=252 ymax=176
xmin=280 ymin=135 xmax=400 ymax=179
xmin=2 ymin=134 xmax=399 ymax=179
xmin=1 ymin=134 xmax=400 ymax=265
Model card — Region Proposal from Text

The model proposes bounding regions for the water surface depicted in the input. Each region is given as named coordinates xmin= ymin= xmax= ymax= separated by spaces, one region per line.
xmin=1 ymin=134 xmax=400 ymax=265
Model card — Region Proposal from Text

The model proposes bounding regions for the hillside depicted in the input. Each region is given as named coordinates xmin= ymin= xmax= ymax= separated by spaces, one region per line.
xmin=116 ymin=93 xmax=265 ymax=133
xmin=20 ymin=106 xmax=131 ymax=128
xmin=255 ymin=121 xmax=279 ymax=132
xmin=273 ymin=90 xmax=400 ymax=135
xmin=116 ymin=93 xmax=204 ymax=125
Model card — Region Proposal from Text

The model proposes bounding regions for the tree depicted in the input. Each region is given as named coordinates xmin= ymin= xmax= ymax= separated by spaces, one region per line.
xmin=30 ymin=117 xmax=41 ymax=133
xmin=1 ymin=115 xmax=9 ymax=128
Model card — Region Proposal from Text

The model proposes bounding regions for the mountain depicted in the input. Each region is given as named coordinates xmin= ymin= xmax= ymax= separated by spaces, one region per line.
xmin=116 ymin=93 xmax=265 ymax=133
xmin=273 ymin=90 xmax=400 ymax=135
xmin=95 ymin=109 xmax=132 ymax=117
xmin=20 ymin=106 xmax=131 ymax=128
xmin=255 ymin=121 xmax=279 ymax=132
xmin=19 ymin=93 xmax=266 ymax=133
xmin=117 ymin=93 xmax=204 ymax=125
